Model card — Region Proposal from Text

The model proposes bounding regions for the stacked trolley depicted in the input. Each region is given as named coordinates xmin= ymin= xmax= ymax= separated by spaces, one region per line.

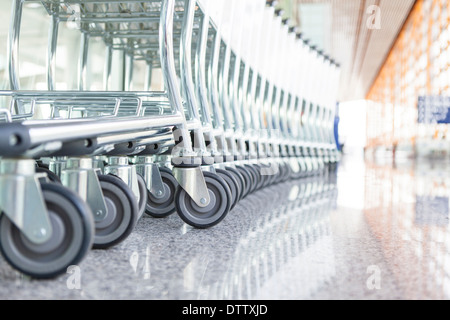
xmin=0 ymin=0 xmax=341 ymax=278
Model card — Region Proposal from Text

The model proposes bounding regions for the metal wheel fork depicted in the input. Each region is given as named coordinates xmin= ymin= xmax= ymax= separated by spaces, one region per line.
xmin=0 ymin=159 xmax=52 ymax=244
xmin=60 ymin=157 xmax=108 ymax=222
xmin=135 ymin=156 xmax=166 ymax=200
xmin=172 ymin=166 xmax=211 ymax=208
xmin=104 ymin=156 xmax=140 ymax=205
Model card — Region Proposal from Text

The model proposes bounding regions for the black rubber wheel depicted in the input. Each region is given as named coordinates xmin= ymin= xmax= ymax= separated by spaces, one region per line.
xmin=275 ymin=162 xmax=285 ymax=184
xmin=136 ymin=174 xmax=147 ymax=220
xmin=175 ymin=171 xmax=232 ymax=229
xmin=36 ymin=161 xmax=50 ymax=170
xmin=145 ymin=167 xmax=178 ymax=218
xmin=252 ymin=165 xmax=265 ymax=190
xmin=281 ymin=161 xmax=292 ymax=182
xmin=244 ymin=164 xmax=259 ymax=193
xmin=0 ymin=183 xmax=94 ymax=279
xmin=263 ymin=161 xmax=278 ymax=186
xmin=216 ymin=168 xmax=240 ymax=210
xmin=236 ymin=165 xmax=252 ymax=199
xmin=225 ymin=166 xmax=245 ymax=201
xmin=36 ymin=167 xmax=61 ymax=184
xmin=94 ymin=174 xmax=138 ymax=249
xmin=259 ymin=163 xmax=272 ymax=188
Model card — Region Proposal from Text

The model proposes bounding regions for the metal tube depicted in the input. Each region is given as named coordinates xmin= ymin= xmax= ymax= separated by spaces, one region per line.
xmin=145 ymin=63 xmax=152 ymax=91
xmin=195 ymin=7 xmax=213 ymax=127
xmin=180 ymin=0 xmax=199 ymax=122
xmin=8 ymin=0 xmax=22 ymax=91
xmin=160 ymin=0 xmax=193 ymax=153
xmin=104 ymin=46 xmax=113 ymax=91
xmin=78 ymin=33 xmax=89 ymax=90
xmin=208 ymin=26 xmax=224 ymax=130
xmin=47 ymin=14 xmax=60 ymax=91
xmin=27 ymin=114 xmax=184 ymax=145
xmin=125 ymin=53 xmax=134 ymax=91
xmin=97 ymin=130 xmax=172 ymax=146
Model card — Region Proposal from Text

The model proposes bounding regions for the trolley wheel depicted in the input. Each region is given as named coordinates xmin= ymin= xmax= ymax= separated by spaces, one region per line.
xmin=291 ymin=160 xmax=303 ymax=180
xmin=94 ymin=174 xmax=138 ymax=249
xmin=175 ymin=171 xmax=232 ymax=229
xmin=262 ymin=163 xmax=273 ymax=187
xmin=0 ymin=183 xmax=94 ymax=279
xmin=145 ymin=167 xmax=178 ymax=218
xmin=281 ymin=162 xmax=292 ymax=182
xmin=36 ymin=167 xmax=61 ymax=184
xmin=36 ymin=161 xmax=50 ymax=170
xmin=259 ymin=163 xmax=271 ymax=188
xmin=236 ymin=165 xmax=252 ymax=199
xmin=274 ymin=162 xmax=284 ymax=184
xmin=136 ymin=174 xmax=148 ymax=220
xmin=252 ymin=164 xmax=265 ymax=190
xmin=225 ymin=166 xmax=245 ymax=201
xmin=244 ymin=164 xmax=259 ymax=193
xmin=216 ymin=168 xmax=240 ymax=210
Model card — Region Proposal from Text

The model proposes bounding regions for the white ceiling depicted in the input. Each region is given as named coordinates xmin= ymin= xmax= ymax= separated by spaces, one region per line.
xmin=296 ymin=0 xmax=416 ymax=101
xmin=0 ymin=0 xmax=416 ymax=100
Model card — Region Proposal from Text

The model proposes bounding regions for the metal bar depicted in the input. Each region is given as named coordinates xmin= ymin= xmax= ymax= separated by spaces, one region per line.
xmin=104 ymin=46 xmax=113 ymax=90
xmin=160 ymin=0 xmax=194 ymax=153
xmin=47 ymin=14 xmax=60 ymax=91
xmin=26 ymin=114 xmax=184 ymax=145
xmin=8 ymin=0 xmax=22 ymax=91
xmin=78 ymin=32 xmax=89 ymax=90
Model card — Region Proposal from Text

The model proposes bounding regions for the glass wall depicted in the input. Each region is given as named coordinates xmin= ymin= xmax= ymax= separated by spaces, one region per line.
xmin=366 ymin=0 xmax=450 ymax=157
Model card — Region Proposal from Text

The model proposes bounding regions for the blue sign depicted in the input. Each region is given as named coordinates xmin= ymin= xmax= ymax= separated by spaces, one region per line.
xmin=415 ymin=196 xmax=449 ymax=226
xmin=418 ymin=96 xmax=450 ymax=124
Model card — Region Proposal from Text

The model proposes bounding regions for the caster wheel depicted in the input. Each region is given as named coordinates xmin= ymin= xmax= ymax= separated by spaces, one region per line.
xmin=0 ymin=183 xmax=94 ymax=279
xmin=244 ymin=165 xmax=259 ymax=193
xmin=275 ymin=162 xmax=286 ymax=184
xmin=264 ymin=163 xmax=276 ymax=186
xmin=136 ymin=174 xmax=148 ymax=220
xmin=281 ymin=162 xmax=292 ymax=182
xmin=291 ymin=161 xmax=303 ymax=180
xmin=252 ymin=164 xmax=265 ymax=190
xmin=94 ymin=174 xmax=138 ymax=249
xmin=216 ymin=168 xmax=240 ymax=210
xmin=259 ymin=163 xmax=272 ymax=188
xmin=145 ymin=167 xmax=178 ymax=218
xmin=36 ymin=161 xmax=50 ymax=170
xmin=175 ymin=171 xmax=232 ymax=229
xmin=225 ymin=166 xmax=245 ymax=201
xmin=36 ymin=167 xmax=61 ymax=184
xmin=251 ymin=165 xmax=262 ymax=190
xmin=236 ymin=165 xmax=252 ymax=199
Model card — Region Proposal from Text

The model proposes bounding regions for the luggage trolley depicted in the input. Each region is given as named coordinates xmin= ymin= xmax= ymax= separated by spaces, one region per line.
xmin=255 ymin=2 xmax=288 ymax=186
xmin=251 ymin=0 xmax=282 ymax=188
xmin=44 ymin=0 xmax=234 ymax=228
xmin=219 ymin=0 xmax=269 ymax=196
xmin=0 ymin=0 xmax=342 ymax=278
xmin=234 ymin=0 xmax=272 ymax=191
xmin=0 ymin=0 xmax=223 ymax=278
xmin=181 ymin=0 xmax=247 ymax=211
xmin=200 ymin=0 xmax=248 ymax=207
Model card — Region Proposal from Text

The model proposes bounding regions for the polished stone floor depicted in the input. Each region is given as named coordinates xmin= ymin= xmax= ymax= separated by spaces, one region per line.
xmin=1 ymin=156 xmax=450 ymax=300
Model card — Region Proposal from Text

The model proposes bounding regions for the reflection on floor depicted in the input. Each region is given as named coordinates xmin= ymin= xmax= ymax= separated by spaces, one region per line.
xmin=0 ymin=158 xmax=449 ymax=300
xmin=363 ymin=159 xmax=450 ymax=300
